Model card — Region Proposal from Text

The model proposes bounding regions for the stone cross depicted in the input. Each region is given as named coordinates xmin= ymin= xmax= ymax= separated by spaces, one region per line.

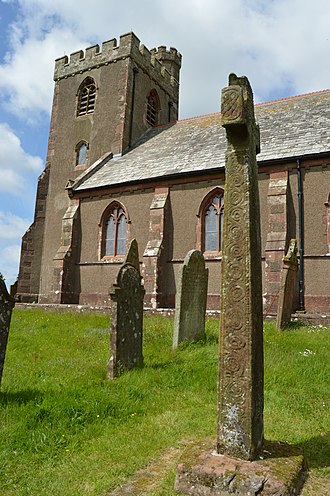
xmin=0 ymin=274 xmax=15 ymax=387
xmin=218 ymin=73 xmax=264 ymax=460
xmin=175 ymin=76 xmax=306 ymax=496
xmin=172 ymin=250 xmax=208 ymax=349
xmin=108 ymin=262 xmax=145 ymax=380
xmin=276 ymin=239 xmax=298 ymax=330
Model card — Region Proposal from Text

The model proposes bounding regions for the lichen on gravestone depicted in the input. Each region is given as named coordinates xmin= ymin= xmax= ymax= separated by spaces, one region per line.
xmin=108 ymin=261 xmax=145 ymax=380
xmin=124 ymin=238 xmax=140 ymax=274
xmin=173 ymin=250 xmax=208 ymax=349
xmin=276 ymin=239 xmax=299 ymax=330
xmin=0 ymin=273 xmax=15 ymax=387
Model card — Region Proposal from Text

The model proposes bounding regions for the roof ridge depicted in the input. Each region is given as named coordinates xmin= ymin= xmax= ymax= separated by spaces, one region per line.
xmin=255 ymin=88 xmax=330 ymax=107
xmin=152 ymin=88 xmax=330 ymax=128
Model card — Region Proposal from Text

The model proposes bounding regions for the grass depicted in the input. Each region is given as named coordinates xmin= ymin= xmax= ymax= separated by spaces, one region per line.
xmin=0 ymin=309 xmax=329 ymax=495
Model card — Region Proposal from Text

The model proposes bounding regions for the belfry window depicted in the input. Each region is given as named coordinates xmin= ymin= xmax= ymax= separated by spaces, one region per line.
xmin=76 ymin=142 xmax=88 ymax=166
xmin=77 ymin=77 xmax=96 ymax=116
xmin=100 ymin=203 xmax=128 ymax=258
xmin=146 ymin=90 xmax=160 ymax=127
xmin=197 ymin=188 xmax=225 ymax=254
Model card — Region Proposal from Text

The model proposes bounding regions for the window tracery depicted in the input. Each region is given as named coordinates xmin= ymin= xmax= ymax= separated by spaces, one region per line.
xmin=100 ymin=202 xmax=128 ymax=258
xmin=197 ymin=188 xmax=225 ymax=254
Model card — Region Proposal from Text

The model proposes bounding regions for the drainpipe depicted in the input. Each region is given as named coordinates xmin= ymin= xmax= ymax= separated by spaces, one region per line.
xmin=168 ymin=100 xmax=173 ymax=122
xmin=128 ymin=67 xmax=139 ymax=149
xmin=296 ymin=158 xmax=305 ymax=311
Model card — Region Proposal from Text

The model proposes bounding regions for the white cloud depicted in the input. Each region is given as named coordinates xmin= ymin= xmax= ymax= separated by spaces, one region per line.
xmin=0 ymin=28 xmax=87 ymax=119
xmin=1 ymin=0 xmax=329 ymax=122
xmin=0 ymin=212 xmax=30 ymax=284
xmin=0 ymin=211 xmax=30 ymax=240
xmin=0 ymin=243 xmax=21 ymax=284
xmin=2 ymin=243 xmax=21 ymax=264
xmin=0 ymin=0 xmax=329 ymax=287
xmin=0 ymin=123 xmax=43 ymax=194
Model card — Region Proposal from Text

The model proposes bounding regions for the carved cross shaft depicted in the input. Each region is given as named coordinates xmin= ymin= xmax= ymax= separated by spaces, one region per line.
xmin=217 ymin=74 xmax=264 ymax=461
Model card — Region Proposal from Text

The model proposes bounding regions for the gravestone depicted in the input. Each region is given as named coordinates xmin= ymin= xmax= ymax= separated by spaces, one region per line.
xmin=172 ymin=250 xmax=208 ymax=349
xmin=108 ymin=263 xmax=145 ymax=380
xmin=276 ymin=239 xmax=298 ymax=330
xmin=0 ymin=274 xmax=15 ymax=387
xmin=175 ymin=75 xmax=306 ymax=495
xmin=124 ymin=238 xmax=140 ymax=273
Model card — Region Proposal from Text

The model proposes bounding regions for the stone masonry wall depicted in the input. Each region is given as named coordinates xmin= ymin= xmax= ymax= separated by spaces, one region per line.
xmin=36 ymin=33 xmax=180 ymax=304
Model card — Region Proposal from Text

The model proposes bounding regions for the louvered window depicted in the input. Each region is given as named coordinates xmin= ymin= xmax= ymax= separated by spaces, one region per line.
xmin=146 ymin=90 xmax=159 ymax=127
xmin=77 ymin=78 xmax=96 ymax=116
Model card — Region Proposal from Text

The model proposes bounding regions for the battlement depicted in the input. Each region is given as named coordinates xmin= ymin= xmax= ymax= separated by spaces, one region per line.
xmin=150 ymin=45 xmax=181 ymax=61
xmin=150 ymin=46 xmax=182 ymax=81
xmin=54 ymin=32 xmax=182 ymax=90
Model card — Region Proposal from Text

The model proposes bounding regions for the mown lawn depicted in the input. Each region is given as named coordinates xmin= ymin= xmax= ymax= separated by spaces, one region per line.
xmin=0 ymin=309 xmax=329 ymax=495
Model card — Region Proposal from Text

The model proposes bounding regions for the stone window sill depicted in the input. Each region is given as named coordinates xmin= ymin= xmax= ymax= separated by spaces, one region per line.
xmin=203 ymin=252 xmax=222 ymax=260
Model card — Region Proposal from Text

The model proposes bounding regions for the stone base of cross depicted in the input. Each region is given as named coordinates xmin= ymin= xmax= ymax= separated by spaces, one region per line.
xmin=175 ymin=438 xmax=307 ymax=495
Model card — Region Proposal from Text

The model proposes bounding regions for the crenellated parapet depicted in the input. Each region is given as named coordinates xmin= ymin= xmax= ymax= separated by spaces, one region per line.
xmin=54 ymin=32 xmax=182 ymax=92
xmin=150 ymin=45 xmax=182 ymax=82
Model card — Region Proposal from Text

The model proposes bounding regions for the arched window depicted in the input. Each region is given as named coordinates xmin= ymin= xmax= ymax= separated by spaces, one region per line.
xmin=146 ymin=89 xmax=160 ymax=127
xmin=100 ymin=202 xmax=128 ymax=258
xmin=197 ymin=188 xmax=224 ymax=254
xmin=75 ymin=141 xmax=88 ymax=166
xmin=77 ymin=77 xmax=96 ymax=116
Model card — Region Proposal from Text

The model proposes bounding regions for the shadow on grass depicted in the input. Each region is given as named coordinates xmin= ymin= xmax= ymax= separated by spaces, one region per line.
xmin=146 ymin=361 xmax=174 ymax=370
xmin=282 ymin=321 xmax=307 ymax=331
xmin=0 ymin=388 xmax=42 ymax=405
xmin=297 ymin=432 xmax=330 ymax=469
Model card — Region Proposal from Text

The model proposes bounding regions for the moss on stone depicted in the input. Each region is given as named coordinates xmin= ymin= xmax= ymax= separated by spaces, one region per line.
xmin=175 ymin=437 xmax=307 ymax=495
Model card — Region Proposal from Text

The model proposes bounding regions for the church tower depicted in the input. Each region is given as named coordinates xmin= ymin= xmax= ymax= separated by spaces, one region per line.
xmin=17 ymin=32 xmax=181 ymax=303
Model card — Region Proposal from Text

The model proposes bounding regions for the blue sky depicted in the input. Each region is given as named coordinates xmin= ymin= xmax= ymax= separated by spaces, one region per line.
xmin=1 ymin=0 xmax=330 ymax=284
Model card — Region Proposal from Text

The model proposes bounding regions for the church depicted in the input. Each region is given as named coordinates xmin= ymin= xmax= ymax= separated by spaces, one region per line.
xmin=16 ymin=32 xmax=330 ymax=315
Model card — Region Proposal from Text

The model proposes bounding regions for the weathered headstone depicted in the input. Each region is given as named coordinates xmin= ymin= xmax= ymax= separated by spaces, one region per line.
xmin=108 ymin=263 xmax=145 ymax=380
xmin=0 ymin=274 xmax=15 ymax=387
xmin=172 ymin=250 xmax=208 ymax=349
xmin=175 ymin=75 xmax=306 ymax=495
xmin=276 ymin=239 xmax=298 ymax=330
xmin=124 ymin=238 xmax=140 ymax=273
xmin=10 ymin=280 xmax=18 ymax=298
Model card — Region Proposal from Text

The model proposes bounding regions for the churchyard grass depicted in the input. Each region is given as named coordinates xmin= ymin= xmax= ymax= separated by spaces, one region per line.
xmin=0 ymin=310 xmax=329 ymax=495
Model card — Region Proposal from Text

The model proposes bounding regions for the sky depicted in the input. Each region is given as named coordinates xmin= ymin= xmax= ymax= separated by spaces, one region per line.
xmin=1 ymin=0 xmax=330 ymax=285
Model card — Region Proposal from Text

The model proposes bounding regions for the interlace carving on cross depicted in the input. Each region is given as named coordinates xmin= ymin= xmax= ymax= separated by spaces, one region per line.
xmin=217 ymin=73 xmax=264 ymax=461
xmin=221 ymin=73 xmax=260 ymax=156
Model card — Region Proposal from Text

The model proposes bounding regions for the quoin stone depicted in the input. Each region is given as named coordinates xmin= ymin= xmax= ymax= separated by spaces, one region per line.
xmin=276 ymin=239 xmax=299 ymax=330
xmin=108 ymin=262 xmax=145 ymax=380
xmin=217 ymin=73 xmax=264 ymax=461
xmin=0 ymin=274 xmax=15 ymax=387
xmin=172 ymin=250 xmax=208 ymax=349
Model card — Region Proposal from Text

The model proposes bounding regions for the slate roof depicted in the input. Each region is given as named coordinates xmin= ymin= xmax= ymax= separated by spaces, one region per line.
xmin=73 ymin=90 xmax=330 ymax=192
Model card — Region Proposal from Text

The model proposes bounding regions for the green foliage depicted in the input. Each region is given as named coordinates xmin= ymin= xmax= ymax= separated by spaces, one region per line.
xmin=0 ymin=310 xmax=329 ymax=495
